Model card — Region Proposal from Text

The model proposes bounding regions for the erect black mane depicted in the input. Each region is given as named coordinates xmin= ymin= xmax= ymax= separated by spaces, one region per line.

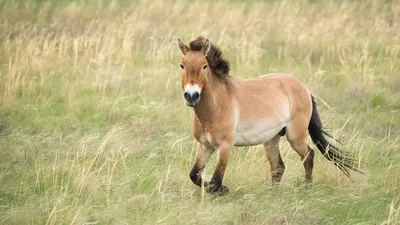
xmin=188 ymin=36 xmax=230 ymax=78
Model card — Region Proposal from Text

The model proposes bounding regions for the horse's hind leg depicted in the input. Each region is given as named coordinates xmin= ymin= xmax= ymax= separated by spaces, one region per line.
xmin=304 ymin=145 xmax=315 ymax=182
xmin=263 ymin=135 xmax=285 ymax=185
xmin=286 ymin=119 xmax=315 ymax=183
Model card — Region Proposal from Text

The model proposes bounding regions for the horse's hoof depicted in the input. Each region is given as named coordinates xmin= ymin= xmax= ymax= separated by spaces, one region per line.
xmin=204 ymin=182 xmax=229 ymax=195
xmin=219 ymin=185 xmax=229 ymax=194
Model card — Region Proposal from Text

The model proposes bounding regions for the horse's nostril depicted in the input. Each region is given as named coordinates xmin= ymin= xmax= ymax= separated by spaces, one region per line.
xmin=184 ymin=92 xmax=190 ymax=101
xmin=193 ymin=92 xmax=200 ymax=100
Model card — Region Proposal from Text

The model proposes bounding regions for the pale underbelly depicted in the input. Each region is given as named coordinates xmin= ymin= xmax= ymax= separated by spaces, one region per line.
xmin=233 ymin=120 xmax=285 ymax=146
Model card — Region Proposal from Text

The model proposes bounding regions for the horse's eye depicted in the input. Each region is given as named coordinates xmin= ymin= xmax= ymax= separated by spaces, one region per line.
xmin=203 ymin=65 xmax=208 ymax=70
xmin=180 ymin=64 xmax=184 ymax=70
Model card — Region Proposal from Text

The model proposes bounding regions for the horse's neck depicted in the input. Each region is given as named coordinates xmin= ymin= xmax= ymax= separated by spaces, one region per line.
xmin=193 ymin=76 xmax=231 ymax=125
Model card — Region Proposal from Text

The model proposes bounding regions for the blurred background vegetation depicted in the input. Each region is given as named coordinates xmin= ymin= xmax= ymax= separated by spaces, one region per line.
xmin=0 ymin=0 xmax=399 ymax=224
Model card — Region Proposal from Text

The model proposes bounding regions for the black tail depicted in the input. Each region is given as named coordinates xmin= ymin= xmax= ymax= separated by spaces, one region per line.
xmin=308 ymin=95 xmax=362 ymax=176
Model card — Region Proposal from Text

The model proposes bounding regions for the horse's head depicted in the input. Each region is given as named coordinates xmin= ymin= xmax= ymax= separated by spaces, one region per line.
xmin=177 ymin=37 xmax=211 ymax=107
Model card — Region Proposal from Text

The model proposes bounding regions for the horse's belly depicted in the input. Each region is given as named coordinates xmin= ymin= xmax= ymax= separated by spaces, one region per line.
xmin=233 ymin=120 xmax=285 ymax=146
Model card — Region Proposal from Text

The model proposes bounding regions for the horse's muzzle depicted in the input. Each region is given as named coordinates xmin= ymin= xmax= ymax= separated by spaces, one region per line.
xmin=184 ymin=91 xmax=200 ymax=107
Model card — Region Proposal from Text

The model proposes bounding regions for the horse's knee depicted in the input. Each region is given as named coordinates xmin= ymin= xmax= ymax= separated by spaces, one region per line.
xmin=287 ymin=138 xmax=309 ymax=161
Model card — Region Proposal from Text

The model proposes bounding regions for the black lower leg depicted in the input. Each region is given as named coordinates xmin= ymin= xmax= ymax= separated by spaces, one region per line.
xmin=304 ymin=147 xmax=315 ymax=183
xmin=209 ymin=172 xmax=223 ymax=188
xmin=206 ymin=170 xmax=229 ymax=194
xmin=271 ymin=160 xmax=285 ymax=185
xmin=189 ymin=163 xmax=204 ymax=187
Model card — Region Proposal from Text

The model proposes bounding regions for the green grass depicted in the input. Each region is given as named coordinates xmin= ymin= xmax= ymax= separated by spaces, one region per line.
xmin=1 ymin=0 xmax=400 ymax=224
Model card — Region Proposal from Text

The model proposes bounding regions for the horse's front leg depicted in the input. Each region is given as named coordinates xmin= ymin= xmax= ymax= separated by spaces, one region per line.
xmin=189 ymin=143 xmax=215 ymax=187
xmin=205 ymin=141 xmax=231 ymax=195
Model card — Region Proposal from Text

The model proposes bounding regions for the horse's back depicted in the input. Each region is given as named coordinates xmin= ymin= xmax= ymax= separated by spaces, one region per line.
xmin=233 ymin=73 xmax=312 ymax=112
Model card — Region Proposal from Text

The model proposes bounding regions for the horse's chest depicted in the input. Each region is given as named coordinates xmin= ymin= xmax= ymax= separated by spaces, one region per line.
xmin=196 ymin=128 xmax=223 ymax=147
xmin=233 ymin=119 xmax=285 ymax=146
xmin=193 ymin=124 xmax=232 ymax=148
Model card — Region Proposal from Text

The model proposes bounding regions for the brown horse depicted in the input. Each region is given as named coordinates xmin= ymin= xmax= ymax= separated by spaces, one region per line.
xmin=177 ymin=36 xmax=361 ymax=194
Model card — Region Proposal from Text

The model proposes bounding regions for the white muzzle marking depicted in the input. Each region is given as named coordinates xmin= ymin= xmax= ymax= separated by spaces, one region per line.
xmin=184 ymin=84 xmax=201 ymax=95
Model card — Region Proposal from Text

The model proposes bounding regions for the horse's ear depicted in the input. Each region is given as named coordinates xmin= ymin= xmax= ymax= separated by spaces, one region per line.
xmin=202 ymin=39 xmax=211 ymax=56
xmin=177 ymin=38 xmax=188 ymax=55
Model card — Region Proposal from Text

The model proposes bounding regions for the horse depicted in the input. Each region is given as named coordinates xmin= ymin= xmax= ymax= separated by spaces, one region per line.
xmin=177 ymin=36 xmax=361 ymax=195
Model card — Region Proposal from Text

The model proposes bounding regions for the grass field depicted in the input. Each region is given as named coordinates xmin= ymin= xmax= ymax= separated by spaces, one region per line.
xmin=1 ymin=0 xmax=400 ymax=224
